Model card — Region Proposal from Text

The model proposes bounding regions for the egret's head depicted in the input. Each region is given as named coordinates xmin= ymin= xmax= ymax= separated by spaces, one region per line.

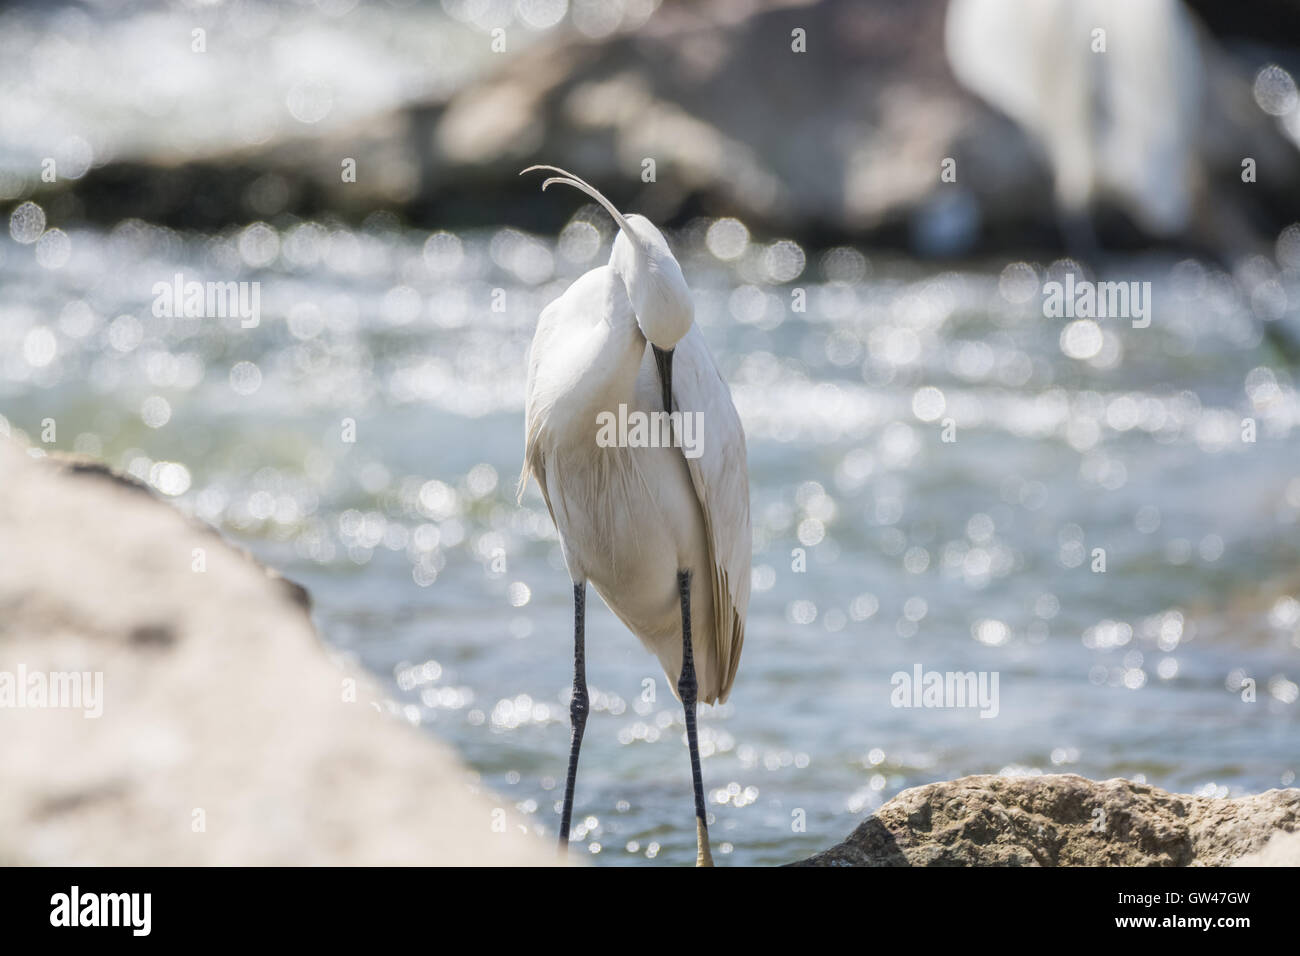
xmin=610 ymin=214 xmax=693 ymax=351
xmin=523 ymin=165 xmax=693 ymax=414
xmin=520 ymin=165 xmax=693 ymax=350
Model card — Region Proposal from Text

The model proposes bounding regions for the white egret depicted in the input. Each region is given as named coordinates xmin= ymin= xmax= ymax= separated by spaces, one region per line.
xmin=518 ymin=166 xmax=751 ymax=866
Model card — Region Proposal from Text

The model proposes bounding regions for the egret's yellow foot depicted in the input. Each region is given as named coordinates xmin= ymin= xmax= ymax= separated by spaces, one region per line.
xmin=696 ymin=817 xmax=714 ymax=867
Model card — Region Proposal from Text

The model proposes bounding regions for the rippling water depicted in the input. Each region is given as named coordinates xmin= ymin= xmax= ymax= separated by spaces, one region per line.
xmin=3 ymin=208 xmax=1299 ymax=866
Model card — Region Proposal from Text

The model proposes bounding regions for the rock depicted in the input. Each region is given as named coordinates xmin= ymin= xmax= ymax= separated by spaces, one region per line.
xmin=52 ymin=0 xmax=1300 ymax=254
xmin=1232 ymin=828 xmax=1300 ymax=866
xmin=0 ymin=439 xmax=556 ymax=866
xmin=793 ymin=773 xmax=1300 ymax=866
xmin=65 ymin=0 xmax=1029 ymax=246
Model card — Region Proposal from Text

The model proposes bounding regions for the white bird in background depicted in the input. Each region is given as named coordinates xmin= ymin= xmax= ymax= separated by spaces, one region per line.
xmin=945 ymin=0 xmax=1300 ymax=361
xmin=518 ymin=166 xmax=751 ymax=867
xmin=945 ymin=0 xmax=1203 ymax=245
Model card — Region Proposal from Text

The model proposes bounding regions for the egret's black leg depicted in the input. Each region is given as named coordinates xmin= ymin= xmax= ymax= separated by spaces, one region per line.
xmin=676 ymin=569 xmax=714 ymax=867
xmin=558 ymin=581 xmax=588 ymax=855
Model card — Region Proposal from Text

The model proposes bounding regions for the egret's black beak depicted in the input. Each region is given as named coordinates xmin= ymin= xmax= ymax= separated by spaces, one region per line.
xmin=652 ymin=345 xmax=674 ymax=415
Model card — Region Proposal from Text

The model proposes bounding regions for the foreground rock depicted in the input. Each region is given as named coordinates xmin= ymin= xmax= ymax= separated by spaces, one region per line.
xmin=0 ymin=439 xmax=555 ymax=865
xmin=794 ymin=773 xmax=1300 ymax=866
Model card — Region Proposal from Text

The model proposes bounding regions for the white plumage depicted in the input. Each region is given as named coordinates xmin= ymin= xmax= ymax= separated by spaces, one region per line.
xmin=945 ymin=0 xmax=1202 ymax=237
xmin=521 ymin=235 xmax=751 ymax=704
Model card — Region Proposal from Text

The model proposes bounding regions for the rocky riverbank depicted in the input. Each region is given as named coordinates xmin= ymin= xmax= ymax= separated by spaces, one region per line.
xmin=20 ymin=0 xmax=1300 ymax=254
xmin=793 ymin=773 xmax=1300 ymax=866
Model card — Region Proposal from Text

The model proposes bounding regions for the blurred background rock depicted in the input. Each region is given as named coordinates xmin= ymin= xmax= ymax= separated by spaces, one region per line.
xmin=4 ymin=0 xmax=1300 ymax=258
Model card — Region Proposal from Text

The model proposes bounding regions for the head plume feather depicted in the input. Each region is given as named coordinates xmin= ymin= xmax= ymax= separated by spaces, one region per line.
xmin=520 ymin=165 xmax=647 ymax=257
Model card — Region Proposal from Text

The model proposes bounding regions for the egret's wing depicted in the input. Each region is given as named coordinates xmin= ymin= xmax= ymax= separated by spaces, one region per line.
xmin=519 ymin=295 xmax=561 ymax=522
xmin=672 ymin=325 xmax=751 ymax=704
xmin=520 ymin=265 xmax=624 ymax=527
